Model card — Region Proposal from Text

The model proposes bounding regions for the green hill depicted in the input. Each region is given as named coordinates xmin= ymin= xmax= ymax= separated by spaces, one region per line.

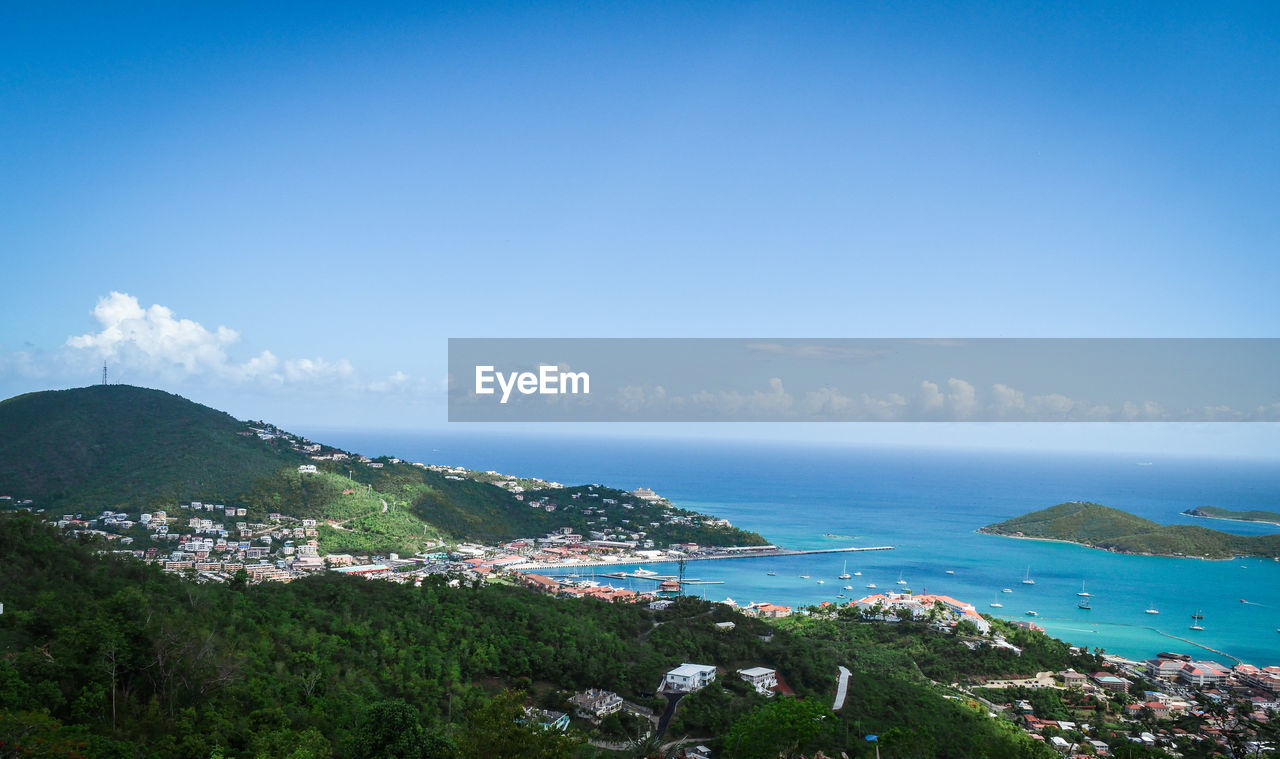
xmin=0 ymin=385 xmax=765 ymax=550
xmin=0 ymin=385 xmax=307 ymax=510
xmin=980 ymin=501 xmax=1280 ymax=560
xmin=1184 ymin=505 xmax=1280 ymax=526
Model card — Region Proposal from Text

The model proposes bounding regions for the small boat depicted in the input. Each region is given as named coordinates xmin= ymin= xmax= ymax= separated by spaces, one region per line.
xmin=1078 ymin=598 xmax=1091 ymax=610
xmin=837 ymin=594 xmax=846 ymax=599
xmin=1022 ymin=566 xmax=1035 ymax=585
xmin=1077 ymin=581 xmax=1092 ymax=597
xmin=1001 ymin=588 xmax=1012 ymax=593
xmin=895 ymin=571 xmax=907 ymax=586
xmin=633 ymin=567 xmax=658 ymax=576
xmin=816 ymin=579 xmax=825 ymax=584
xmin=843 ymin=585 xmax=853 ymax=590
xmin=1026 ymin=610 xmax=1038 ymax=617
xmin=866 ymin=583 xmax=877 ymax=589
xmin=1145 ymin=603 xmax=1159 ymax=615
xmin=853 ymin=570 xmax=862 ymax=576
xmin=990 ymin=599 xmax=1004 ymax=608
xmin=838 ymin=561 xmax=851 ymax=580
xmin=766 ymin=571 xmax=776 ymax=576
xmin=1189 ymin=616 xmax=1205 ymax=630
xmin=945 ymin=569 xmax=955 ymax=575
xmin=1191 ymin=610 xmax=1203 ymax=619
xmin=799 ymin=575 xmax=809 ymax=579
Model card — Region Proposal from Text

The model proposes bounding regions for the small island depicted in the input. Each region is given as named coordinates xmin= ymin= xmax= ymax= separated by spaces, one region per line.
xmin=979 ymin=501 xmax=1280 ymax=560
xmin=1183 ymin=505 xmax=1280 ymax=527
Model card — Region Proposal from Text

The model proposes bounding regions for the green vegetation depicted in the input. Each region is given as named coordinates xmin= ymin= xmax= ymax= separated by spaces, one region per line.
xmin=1 ymin=513 xmax=1081 ymax=758
xmin=0 ymin=385 xmax=307 ymax=511
xmin=0 ymin=385 xmax=766 ymax=549
xmin=980 ymin=501 xmax=1280 ymax=560
xmin=1184 ymin=505 xmax=1280 ymax=526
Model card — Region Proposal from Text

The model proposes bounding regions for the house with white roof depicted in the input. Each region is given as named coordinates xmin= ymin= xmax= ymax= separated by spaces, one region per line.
xmin=737 ymin=666 xmax=777 ymax=696
xmin=663 ymin=663 xmax=717 ymax=693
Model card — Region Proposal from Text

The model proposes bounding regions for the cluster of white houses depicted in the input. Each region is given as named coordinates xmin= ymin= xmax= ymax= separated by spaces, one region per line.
xmin=660 ymin=663 xmax=779 ymax=697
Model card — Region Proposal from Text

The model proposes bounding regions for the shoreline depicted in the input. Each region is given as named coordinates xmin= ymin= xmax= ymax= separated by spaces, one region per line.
xmin=974 ymin=529 xmax=1235 ymax=561
xmin=515 ymin=544 xmax=894 ymax=572
xmin=1183 ymin=511 xmax=1280 ymax=529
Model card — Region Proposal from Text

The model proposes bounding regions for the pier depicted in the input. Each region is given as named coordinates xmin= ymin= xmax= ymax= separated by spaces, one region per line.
xmin=1150 ymin=629 xmax=1242 ymax=663
xmin=517 ymin=545 xmax=894 ymax=572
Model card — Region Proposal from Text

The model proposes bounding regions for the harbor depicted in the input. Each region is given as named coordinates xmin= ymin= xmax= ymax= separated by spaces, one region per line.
xmin=515 ymin=544 xmax=894 ymax=572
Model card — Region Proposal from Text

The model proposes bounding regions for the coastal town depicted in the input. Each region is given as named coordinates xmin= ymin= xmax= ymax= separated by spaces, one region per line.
xmin=3 ymin=420 xmax=1276 ymax=758
xmin=15 ymin=481 xmax=1280 ymax=757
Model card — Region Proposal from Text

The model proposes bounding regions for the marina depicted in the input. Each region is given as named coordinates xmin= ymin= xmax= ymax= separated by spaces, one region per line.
xmin=515 ymin=544 xmax=894 ymax=571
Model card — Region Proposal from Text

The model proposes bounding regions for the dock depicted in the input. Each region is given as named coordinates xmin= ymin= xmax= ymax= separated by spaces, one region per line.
xmin=1150 ymin=629 xmax=1242 ymax=663
xmin=518 ymin=545 xmax=894 ymax=572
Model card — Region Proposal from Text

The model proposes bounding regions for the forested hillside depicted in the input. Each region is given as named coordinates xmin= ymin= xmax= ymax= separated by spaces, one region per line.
xmin=0 ymin=514 xmax=1070 ymax=758
xmin=0 ymin=385 xmax=306 ymax=509
xmin=0 ymin=385 xmax=764 ymax=549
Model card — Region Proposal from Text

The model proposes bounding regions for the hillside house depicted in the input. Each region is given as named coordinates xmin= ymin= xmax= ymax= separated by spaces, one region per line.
xmin=663 ymin=663 xmax=717 ymax=693
xmin=568 ymin=689 xmax=623 ymax=720
xmin=737 ymin=666 xmax=777 ymax=696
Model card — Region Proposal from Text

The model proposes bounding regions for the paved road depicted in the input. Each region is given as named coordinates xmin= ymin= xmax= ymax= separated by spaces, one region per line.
xmin=833 ymin=665 xmax=851 ymax=710
xmin=655 ymin=693 xmax=685 ymax=740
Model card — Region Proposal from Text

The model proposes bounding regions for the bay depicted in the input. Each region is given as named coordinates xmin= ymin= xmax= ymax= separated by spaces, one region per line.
xmin=309 ymin=429 xmax=1280 ymax=667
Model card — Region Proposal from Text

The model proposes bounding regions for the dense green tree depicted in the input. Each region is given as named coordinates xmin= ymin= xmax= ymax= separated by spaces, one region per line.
xmin=454 ymin=691 xmax=577 ymax=759
xmin=722 ymin=698 xmax=829 ymax=759
xmin=349 ymin=700 xmax=451 ymax=759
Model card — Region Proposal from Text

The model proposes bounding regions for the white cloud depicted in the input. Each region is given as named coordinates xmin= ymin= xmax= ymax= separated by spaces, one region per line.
xmin=67 ymin=292 xmax=241 ymax=375
xmin=61 ymin=291 xmax=396 ymax=391
xmin=601 ymin=376 xmax=1218 ymax=422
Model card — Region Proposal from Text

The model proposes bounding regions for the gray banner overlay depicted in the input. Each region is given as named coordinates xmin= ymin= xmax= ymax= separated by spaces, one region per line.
xmin=448 ymin=339 xmax=1280 ymax=422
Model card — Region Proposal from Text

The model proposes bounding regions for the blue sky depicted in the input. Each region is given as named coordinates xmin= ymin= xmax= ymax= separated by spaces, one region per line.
xmin=2 ymin=2 xmax=1278 ymax=456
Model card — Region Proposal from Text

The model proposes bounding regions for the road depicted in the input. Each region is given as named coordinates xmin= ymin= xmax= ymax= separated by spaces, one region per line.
xmin=833 ymin=665 xmax=851 ymax=710
xmin=654 ymin=693 xmax=684 ymax=740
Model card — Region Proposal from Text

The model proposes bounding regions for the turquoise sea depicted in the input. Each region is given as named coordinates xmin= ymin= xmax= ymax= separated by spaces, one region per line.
xmin=310 ymin=430 xmax=1280 ymax=668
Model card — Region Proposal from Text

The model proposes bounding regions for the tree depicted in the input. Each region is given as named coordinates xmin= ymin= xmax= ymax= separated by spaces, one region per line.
xmin=350 ymin=699 xmax=454 ymax=759
xmin=455 ymin=691 xmax=578 ymax=759
xmin=722 ymin=698 xmax=829 ymax=759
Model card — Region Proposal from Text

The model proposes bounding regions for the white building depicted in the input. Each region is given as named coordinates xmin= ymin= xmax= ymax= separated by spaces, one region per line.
xmin=737 ymin=666 xmax=778 ymax=696
xmin=298 ymin=464 xmax=318 ymax=474
xmin=1179 ymin=660 xmax=1230 ymax=687
xmin=568 ymin=689 xmax=623 ymax=720
xmin=663 ymin=663 xmax=717 ymax=693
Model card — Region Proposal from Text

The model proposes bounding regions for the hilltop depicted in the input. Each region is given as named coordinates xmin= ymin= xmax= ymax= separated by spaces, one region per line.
xmin=979 ymin=501 xmax=1280 ymax=560
xmin=0 ymin=385 xmax=308 ymax=509
xmin=0 ymin=385 xmax=765 ymax=551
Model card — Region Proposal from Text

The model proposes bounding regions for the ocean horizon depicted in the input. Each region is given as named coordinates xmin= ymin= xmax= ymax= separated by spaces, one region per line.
xmin=307 ymin=429 xmax=1280 ymax=668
